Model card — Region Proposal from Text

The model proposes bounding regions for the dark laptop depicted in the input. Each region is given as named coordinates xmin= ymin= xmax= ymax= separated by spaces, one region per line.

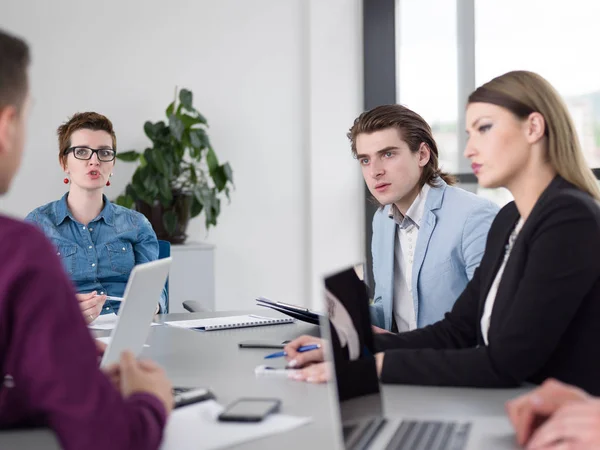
xmin=322 ymin=266 xmax=472 ymax=450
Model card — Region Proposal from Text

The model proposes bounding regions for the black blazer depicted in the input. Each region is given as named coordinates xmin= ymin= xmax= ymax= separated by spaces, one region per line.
xmin=376 ymin=176 xmax=600 ymax=395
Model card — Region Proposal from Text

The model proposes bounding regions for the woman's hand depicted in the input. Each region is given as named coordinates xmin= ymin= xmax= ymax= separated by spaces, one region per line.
xmin=283 ymin=336 xmax=325 ymax=368
xmin=77 ymin=291 xmax=107 ymax=323
xmin=506 ymin=378 xmax=590 ymax=447
xmin=288 ymin=362 xmax=332 ymax=384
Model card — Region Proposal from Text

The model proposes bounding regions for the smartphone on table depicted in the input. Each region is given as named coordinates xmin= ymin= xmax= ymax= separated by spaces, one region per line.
xmin=217 ymin=397 xmax=281 ymax=422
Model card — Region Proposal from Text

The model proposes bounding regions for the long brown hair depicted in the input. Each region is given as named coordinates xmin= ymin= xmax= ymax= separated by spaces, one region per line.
xmin=347 ymin=104 xmax=456 ymax=187
xmin=469 ymin=71 xmax=600 ymax=201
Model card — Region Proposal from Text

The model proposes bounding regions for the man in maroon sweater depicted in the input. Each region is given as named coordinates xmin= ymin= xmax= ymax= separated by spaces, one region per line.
xmin=0 ymin=29 xmax=173 ymax=449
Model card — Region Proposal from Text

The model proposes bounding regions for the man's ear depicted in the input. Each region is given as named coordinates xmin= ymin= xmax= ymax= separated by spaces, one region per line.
xmin=418 ymin=142 xmax=431 ymax=167
xmin=0 ymin=106 xmax=18 ymax=156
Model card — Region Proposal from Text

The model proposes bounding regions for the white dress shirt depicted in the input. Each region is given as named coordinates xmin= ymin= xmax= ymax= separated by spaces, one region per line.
xmin=389 ymin=184 xmax=430 ymax=332
xmin=480 ymin=218 xmax=524 ymax=345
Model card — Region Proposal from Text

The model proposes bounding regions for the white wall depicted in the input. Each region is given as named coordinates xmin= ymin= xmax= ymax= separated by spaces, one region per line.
xmin=1 ymin=0 xmax=364 ymax=311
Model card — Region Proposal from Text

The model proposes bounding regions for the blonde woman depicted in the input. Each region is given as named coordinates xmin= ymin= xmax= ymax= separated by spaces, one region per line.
xmin=286 ymin=71 xmax=600 ymax=396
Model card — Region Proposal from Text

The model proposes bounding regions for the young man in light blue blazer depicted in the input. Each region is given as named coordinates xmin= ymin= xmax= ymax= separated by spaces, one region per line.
xmin=348 ymin=104 xmax=499 ymax=332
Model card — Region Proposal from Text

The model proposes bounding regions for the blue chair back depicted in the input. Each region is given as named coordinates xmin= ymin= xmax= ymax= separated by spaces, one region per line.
xmin=158 ymin=240 xmax=171 ymax=313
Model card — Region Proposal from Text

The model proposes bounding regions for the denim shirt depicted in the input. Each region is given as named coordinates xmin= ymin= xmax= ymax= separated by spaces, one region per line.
xmin=25 ymin=193 xmax=167 ymax=314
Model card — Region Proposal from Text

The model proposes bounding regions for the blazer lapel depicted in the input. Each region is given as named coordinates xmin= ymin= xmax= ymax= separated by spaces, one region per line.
xmin=382 ymin=206 xmax=397 ymax=331
xmin=412 ymin=211 xmax=436 ymax=324
xmin=412 ymin=182 xmax=446 ymax=324
xmin=477 ymin=206 xmax=520 ymax=322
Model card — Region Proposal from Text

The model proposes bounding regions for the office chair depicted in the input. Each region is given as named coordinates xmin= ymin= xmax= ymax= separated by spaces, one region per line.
xmin=182 ymin=300 xmax=205 ymax=312
xmin=158 ymin=240 xmax=170 ymax=313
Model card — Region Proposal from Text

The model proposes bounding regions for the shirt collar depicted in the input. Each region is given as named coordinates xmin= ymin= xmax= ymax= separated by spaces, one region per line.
xmin=388 ymin=183 xmax=431 ymax=230
xmin=96 ymin=195 xmax=115 ymax=226
xmin=54 ymin=193 xmax=115 ymax=226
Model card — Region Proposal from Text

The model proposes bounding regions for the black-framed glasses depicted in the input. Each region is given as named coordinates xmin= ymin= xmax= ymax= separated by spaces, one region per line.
xmin=65 ymin=146 xmax=116 ymax=162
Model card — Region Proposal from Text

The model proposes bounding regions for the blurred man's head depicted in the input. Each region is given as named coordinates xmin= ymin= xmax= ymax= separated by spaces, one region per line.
xmin=0 ymin=29 xmax=30 ymax=195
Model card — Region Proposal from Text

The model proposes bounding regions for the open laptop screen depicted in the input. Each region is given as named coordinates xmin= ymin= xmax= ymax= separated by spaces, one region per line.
xmin=323 ymin=267 xmax=381 ymax=402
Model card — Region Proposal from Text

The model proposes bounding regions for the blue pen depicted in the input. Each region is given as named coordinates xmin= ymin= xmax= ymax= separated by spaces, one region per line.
xmin=264 ymin=344 xmax=320 ymax=359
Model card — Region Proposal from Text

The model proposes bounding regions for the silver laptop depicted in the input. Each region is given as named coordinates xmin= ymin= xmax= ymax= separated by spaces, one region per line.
xmin=320 ymin=267 xmax=516 ymax=450
xmin=98 ymin=257 xmax=215 ymax=408
xmin=100 ymin=258 xmax=172 ymax=367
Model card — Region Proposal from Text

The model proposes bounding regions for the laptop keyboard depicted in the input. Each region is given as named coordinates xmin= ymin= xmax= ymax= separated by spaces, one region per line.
xmin=385 ymin=420 xmax=471 ymax=450
xmin=344 ymin=418 xmax=387 ymax=450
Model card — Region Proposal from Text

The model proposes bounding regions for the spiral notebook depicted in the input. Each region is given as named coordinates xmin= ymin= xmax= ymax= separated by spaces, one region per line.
xmin=165 ymin=314 xmax=295 ymax=331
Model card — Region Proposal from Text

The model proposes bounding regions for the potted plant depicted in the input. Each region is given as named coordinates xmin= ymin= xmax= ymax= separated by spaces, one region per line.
xmin=115 ymin=88 xmax=233 ymax=244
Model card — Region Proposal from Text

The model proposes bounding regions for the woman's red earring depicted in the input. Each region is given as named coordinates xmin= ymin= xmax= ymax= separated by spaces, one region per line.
xmin=63 ymin=178 xmax=69 ymax=184
xmin=106 ymin=180 xmax=111 ymax=186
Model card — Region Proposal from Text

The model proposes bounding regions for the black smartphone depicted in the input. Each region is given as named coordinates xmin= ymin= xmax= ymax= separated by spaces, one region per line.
xmin=218 ymin=398 xmax=281 ymax=422
xmin=238 ymin=340 xmax=290 ymax=349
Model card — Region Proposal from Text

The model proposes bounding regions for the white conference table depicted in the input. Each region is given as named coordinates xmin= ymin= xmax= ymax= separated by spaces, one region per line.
xmin=0 ymin=310 xmax=529 ymax=449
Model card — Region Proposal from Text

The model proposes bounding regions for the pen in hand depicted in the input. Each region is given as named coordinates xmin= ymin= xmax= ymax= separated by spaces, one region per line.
xmin=264 ymin=344 xmax=321 ymax=359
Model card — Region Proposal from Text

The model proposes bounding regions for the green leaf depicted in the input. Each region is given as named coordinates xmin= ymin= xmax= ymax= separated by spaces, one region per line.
xmin=189 ymin=130 xmax=201 ymax=148
xmin=190 ymin=197 xmax=203 ymax=218
xmin=157 ymin=177 xmax=173 ymax=206
xmin=168 ymin=114 xmax=185 ymax=141
xmin=206 ymin=147 xmax=219 ymax=173
xmin=166 ymin=101 xmax=175 ymax=118
xmin=116 ymin=150 xmax=140 ymax=162
xmin=193 ymin=185 xmax=207 ymax=206
xmin=204 ymin=198 xmax=214 ymax=226
xmin=179 ymin=89 xmax=193 ymax=110
xmin=162 ymin=211 xmax=177 ymax=236
xmin=145 ymin=148 xmax=168 ymax=176
xmin=212 ymin=196 xmax=221 ymax=219
xmin=130 ymin=176 xmax=154 ymax=206
xmin=211 ymin=165 xmax=228 ymax=191
xmin=180 ymin=114 xmax=205 ymax=129
xmin=222 ymin=162 xmax=234 ymax=184
xmin=189 ymin=129 xmax=208 ymax=150
xmin=144 ymin=121 xmax=155 ymax=140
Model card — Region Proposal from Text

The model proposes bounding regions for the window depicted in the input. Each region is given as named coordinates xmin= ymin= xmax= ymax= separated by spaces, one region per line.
xmin=396 ymin=0 xmax=459 ymax=173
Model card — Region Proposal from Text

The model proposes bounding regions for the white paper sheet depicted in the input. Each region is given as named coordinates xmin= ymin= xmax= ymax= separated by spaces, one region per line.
xmin=160 ymin=400 xmax=311 ymax=450
xmin=95 ymin=336 xmax=149 ymax=347
xmin=88 ymin=313 xmax=119 ymax=330
xmin=88 ymin=313 xmax=160 ymax=330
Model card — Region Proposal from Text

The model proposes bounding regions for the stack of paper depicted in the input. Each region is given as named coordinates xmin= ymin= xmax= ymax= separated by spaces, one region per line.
xmin=160 ymin=400 xmax=311 ymax=449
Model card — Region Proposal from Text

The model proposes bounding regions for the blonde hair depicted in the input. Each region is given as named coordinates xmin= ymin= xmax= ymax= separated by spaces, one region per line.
xmin=468 ymin=70 xmax=600 ymax=201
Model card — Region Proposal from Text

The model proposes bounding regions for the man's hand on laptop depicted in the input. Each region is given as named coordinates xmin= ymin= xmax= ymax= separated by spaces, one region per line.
xmin=284 ymin=336 xmax=325 ymax=368
xmin=77 ymin=291 xmax=106 ymax=324
xmin=117 ymin=351 xmax=174 ymax=415
xmin=524 ymin=398 xmax=600 ymax=449
xmin=288 ymin=362 xmax=332 ymax=384
xmin=506 ymin=378 xmax=590 ymax=447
